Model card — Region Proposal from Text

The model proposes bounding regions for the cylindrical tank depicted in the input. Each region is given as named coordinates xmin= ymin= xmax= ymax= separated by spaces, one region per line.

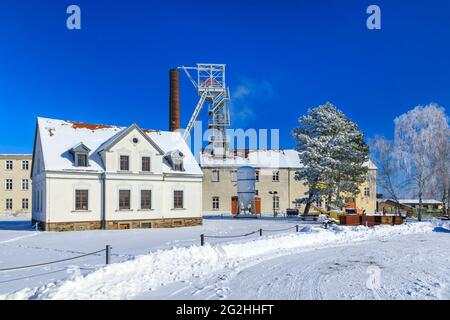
xmin=237 ymin=166 xmax=256 ymax=213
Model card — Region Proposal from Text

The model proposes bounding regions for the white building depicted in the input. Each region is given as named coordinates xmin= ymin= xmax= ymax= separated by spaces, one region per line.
xmin=31 ymin=117 xmax=203 ymax=231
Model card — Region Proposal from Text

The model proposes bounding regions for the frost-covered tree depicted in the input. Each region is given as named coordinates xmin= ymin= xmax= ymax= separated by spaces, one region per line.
xmin=292 ymin=102 xmax=369 ymax=214
xmin=394 ymin=103 xmax=449 ymax=220
xmin=370 ymin=136 xmax=408 ymax=214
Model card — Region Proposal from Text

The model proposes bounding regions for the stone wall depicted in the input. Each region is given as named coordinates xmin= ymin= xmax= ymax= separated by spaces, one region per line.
xmin=32 ymin=217 xmax=203 ymax=232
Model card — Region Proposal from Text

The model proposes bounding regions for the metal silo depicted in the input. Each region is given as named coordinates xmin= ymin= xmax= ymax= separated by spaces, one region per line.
xmin=237 ymin=166 xmax=256 ymax=213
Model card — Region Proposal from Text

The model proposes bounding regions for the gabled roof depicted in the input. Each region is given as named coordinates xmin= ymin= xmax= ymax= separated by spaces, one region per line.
xmin=34 ymin=117 xmax=202 ymax=175
xmin=97 ymin=123 xmax=164 ymax=155
xmin=69 ymin=142 xmax=91 ymax=154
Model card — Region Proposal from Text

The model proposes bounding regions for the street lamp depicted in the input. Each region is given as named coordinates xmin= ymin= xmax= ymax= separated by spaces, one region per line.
xmin=269 ymin=191 xmax=278 ymax=217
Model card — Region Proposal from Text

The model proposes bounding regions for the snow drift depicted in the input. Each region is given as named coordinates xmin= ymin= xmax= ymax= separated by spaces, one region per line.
xmin=1 ymin=222 xmax=436 ymax=300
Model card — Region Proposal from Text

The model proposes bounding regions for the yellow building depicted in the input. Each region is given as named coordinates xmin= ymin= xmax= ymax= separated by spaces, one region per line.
xmin=0 ymin=154 xmax=32 ymax=214
xmin=200 ymin=150 xmax=377 ymax=215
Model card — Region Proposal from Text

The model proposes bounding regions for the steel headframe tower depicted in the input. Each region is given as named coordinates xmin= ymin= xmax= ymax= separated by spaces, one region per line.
xmin=180 ymin=63 xmax=230 ymax=157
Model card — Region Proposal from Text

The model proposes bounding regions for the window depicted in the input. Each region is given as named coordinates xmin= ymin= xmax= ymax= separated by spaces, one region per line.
xmin=212 ymin=170 xmax=220 ymax=182
xmin=174 ymin=190 xmax=184 ymax=209
xmin=141 ymin=190 xmax=152 ymax=210
xmin=22 ymin=160 xmax=29 ymax=170
xmin=272 ymin=171 xmax=280 ymax=182
xmin=22 ymin=198 xmax=29 ymax=210
xmin=75 ymin=190 xmax=89 ymax=210
xmin=22 ymin=179 xmax=29 ymax=190
xmin=364 ymin=187 xmax=370 ymax=197
xmin=173 ymin=162 xmax=183 ymax=171
xmin=120 ymin=155 xmax=130 ymax=171
xmin=6 ymin=160 xmax=13 ymax=170
xmin=142 ymin=157 xmax=151 ymax=172
xmin=231 ymin=170 xmax=237 ymax=182
xmin=212 ymin=196 xmax=219 ymax=210
xmin=255 ymin=190 xmax=259 ymax=196
xmin=6 ymin=199 xmax=12 ymax=210
xmin=119 ymin=190 xmax=131 ymax=210
xmin=76 ymin=154 xmax=88 ymax=167
xmin=5 ymin=179 xmax=13 ymax=190
xmin=255 ymin=170 xmax=260 ymax=182
xmin=273 ymin=196 xmax=280 ymax=210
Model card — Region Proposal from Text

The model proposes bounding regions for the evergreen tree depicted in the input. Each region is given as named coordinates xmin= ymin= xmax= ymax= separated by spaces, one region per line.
xmin=292 ymin=102 xmax=369 ymax=214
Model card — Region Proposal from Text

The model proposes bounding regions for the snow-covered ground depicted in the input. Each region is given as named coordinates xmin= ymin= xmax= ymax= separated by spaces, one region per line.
xmin=0 ymin=213 xmax=449 ymax=300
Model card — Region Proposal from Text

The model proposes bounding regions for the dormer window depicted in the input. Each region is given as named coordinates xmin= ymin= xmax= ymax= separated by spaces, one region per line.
xmin=164 ymin=150 xmax=184 ymax=172
xmin=77 ymin=154 xmax=88 ymax=167
xmin=69 ymin=143 xmax=91 ymax=168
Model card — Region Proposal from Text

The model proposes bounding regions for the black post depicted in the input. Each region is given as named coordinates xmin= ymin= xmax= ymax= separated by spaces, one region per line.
xmin=200 ymin=234 xmax=205 ymax=246
xmin=106 ymin=245 xmax=111 ymax=265
xmin=259 ymin=229 xmax=263 ymax=236
xmin=295 ymin=225 xmax=299 ymax=232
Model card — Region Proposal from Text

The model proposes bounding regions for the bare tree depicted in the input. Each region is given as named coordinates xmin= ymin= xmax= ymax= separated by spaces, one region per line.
xmin=394 ymin=104 xmax=449 ymax=221
xmin=370 ymin=136 xmax=407 ymax=215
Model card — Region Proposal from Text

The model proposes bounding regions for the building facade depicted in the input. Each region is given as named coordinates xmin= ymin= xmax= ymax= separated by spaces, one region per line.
xmin=0 ymin=154 xmax=32 ymax=214
xmin=200 ymin=150 xmax=377 ymax=215
xmin=31 ymin=117 xmax=203 ymax=231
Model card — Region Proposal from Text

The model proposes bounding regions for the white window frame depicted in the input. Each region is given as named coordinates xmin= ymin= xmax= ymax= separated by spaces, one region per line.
xmin=272 ymin=171 xmax=280 ymax=182
xmin=6 ymin=198 xmax=13 ymax=210
xmin=212 ymin=196 xmax=219 ymax=210
xmin=22 ymin=198 xmax=29 ymax=210
xmin=22 ymin=179 xmax=29 ymax=190
xmin=5 ymin=160 xmax=13 ymax=170
xmin=22 ymin=160 xmax=29 ymax=170
xmin=140 ymin=189 xmax=152 ymax=210
xmin=273 ymin=196 xmax=280 ymax=210
xmin=364 ymin=187 xmax=370 ymax=197
xmin=5 ymin=179 xmax=13 ymax=190
xmin=141 ymin=156 xmax=151 ymax=172
xmin=212 ymin=170 xmax=220 ymax=182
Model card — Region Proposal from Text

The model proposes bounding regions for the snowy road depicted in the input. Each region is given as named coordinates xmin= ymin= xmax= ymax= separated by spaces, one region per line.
xmin=1 ymin=214 xmax=449 ymax=300
xmin=145 ymin=232 xmax=450 ymax=300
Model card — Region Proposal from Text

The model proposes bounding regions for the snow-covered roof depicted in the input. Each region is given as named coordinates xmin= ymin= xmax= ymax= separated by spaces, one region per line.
xmin=200 ymin=149 xmax=303 ymax=169
xmin=35 ymin=117 xmax=202 ymax=175
xmin=200 ymin=149 xmax=377 ymax=170
xmin=398 ymin=199 xmax=443 ymax=205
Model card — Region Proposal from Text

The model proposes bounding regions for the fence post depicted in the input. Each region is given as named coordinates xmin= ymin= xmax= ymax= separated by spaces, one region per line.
xmin=200 ymin=234 xmax=205 ymax=246
xmin=259 ymin=229 xmax=262 ymax=236
xmin=295 ymin=225 xmax=299 ymax=232
xmin=105 ymin=245 xmax=111 ymax=265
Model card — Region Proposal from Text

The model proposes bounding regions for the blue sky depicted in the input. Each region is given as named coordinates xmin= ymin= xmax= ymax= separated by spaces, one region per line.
xmin=0 ymin=0 xmax=449 ymax=153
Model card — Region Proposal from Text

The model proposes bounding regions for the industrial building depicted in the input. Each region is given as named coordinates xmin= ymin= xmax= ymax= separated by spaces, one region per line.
xmin=200 ymin=150 xmax=377 ymax=215
xmin=0 ymin=154 xmax=32 ymax=214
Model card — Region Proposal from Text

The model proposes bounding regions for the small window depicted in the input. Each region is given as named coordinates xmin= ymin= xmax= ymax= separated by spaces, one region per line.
xmin=6 ymin=160 xmax=13 ymax=170
xmin=22 ymin=160 xmax=29 ymax=170
xmin=174 ymin=190 xmax=184 ymax=209
xmin=273 ymin=196 xmax=280 ymax=210
xmin=173 ymin=162 xmax=183 ymax=171
xmin=255 ymin=190 xmax=259 ymax=196
xmin=5 ymin=179 xmax=13 ymax=190
xmin=6 ymin=199 xmax=12 ymax=210
xmin=212 ymin=196 xmax=219 ymax=210
xmin=212 ymin=170 xmax=220 ymax=182
xmin=364 ymin=187 xmax=370 ymax=197
xmin=119 ymin=190 xmax=131 ymax=210
xmin=141 ymin=190 xmax=152 ymax=210
xmin=255 ymin=170 xmax=260 ymax=182
xmin=231 ymin=170 xmax=237 ymax=182
xmin=75 ymin=190 xmax=89 ymax=211
xmin=22 ymin=179 xmax=29 ymax=190
xmin=142 ymin=157 xmax=151 ymax=172
xmin=272 ymin=171 xmax=280 ymax=182
xmin=22 ymin=198 xmax=29 ymax=210
xmin=120 ymin=155 xmax=130 ymax=171
xmin=76 ymin=154 xmax=88 ymax=167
